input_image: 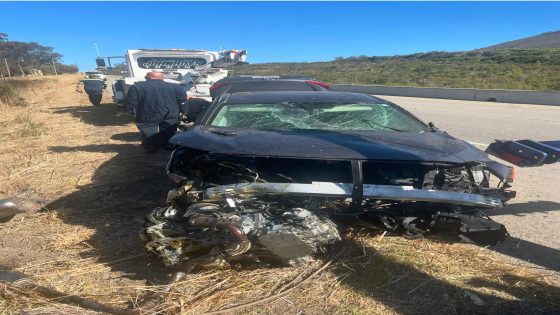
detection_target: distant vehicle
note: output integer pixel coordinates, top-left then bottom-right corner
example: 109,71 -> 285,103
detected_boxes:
78,72 -> 107,106
84,71 -> 105,80
111,49 -> 247,105
209,75 -> 330,100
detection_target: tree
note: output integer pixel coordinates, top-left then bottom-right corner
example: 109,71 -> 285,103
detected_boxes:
0,33 -> 76,76
106,63 -> 128,75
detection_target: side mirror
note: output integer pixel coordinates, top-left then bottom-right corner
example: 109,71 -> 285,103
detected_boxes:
428,122 -> 439,132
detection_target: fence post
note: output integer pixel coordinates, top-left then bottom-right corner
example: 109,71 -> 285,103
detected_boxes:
3,58 -> 11,77
52,59 -> 58,76
17,59 -> 24,77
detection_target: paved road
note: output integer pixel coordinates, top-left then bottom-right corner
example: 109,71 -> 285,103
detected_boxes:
382,95 -> 560,272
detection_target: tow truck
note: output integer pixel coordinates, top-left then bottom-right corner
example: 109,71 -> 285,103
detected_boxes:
111,49 -> 247,105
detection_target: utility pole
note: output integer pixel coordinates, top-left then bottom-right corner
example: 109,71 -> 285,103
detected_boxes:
52,59 -> 58,75
3,58 -> 11,77
94,42 -> 100,57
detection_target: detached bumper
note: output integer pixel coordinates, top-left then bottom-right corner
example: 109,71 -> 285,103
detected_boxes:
203,182 -> 503,208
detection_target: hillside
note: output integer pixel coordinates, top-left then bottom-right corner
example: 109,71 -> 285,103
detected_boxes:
481,30 -> 560,50
233,49 -> 560,90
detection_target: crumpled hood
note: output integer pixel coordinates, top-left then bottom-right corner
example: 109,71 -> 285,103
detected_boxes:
170,126 -> 492,163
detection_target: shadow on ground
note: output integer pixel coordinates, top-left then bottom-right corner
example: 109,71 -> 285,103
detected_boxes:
46,143 -> 174,284
51,104 -> 132,127
499,200 -> 560,216
43,103 -> 173,285
110,132 -> 140,142
45,143 -> 172,282
333,238 -> 560,315
487,200 -> 560,271
493,237 -> 560,272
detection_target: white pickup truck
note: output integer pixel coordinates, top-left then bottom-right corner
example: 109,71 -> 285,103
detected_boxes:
112,48 -> 247,104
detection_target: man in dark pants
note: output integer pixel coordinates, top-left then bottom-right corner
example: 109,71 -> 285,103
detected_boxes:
126,71 -> 187,152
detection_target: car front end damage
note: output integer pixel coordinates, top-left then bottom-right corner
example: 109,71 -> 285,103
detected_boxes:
142,144 -> 515,269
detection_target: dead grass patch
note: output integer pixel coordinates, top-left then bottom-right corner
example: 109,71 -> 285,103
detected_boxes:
13,114 -> 48,137
6,231 -> 558,314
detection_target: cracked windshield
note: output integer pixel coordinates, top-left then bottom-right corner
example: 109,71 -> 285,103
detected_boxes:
210,102 -> 427,132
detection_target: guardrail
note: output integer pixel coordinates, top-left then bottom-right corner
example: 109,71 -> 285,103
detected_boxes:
331,84 -> 560,106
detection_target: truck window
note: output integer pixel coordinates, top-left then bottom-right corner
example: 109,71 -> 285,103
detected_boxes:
137,57 -> 207,69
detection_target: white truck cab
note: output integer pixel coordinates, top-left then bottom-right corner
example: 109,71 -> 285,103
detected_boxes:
112,49 -> 247,104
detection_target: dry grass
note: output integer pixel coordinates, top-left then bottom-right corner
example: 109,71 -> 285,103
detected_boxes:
0,75 -> 559,314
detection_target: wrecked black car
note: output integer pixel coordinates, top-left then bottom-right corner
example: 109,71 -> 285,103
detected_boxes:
142,91 -> 516,269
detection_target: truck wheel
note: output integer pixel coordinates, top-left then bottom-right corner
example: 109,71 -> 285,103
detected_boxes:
88,94 -> 102,106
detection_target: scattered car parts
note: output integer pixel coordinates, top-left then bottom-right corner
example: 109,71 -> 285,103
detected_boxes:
486,139 -> 560,167
0,198 -> 26,223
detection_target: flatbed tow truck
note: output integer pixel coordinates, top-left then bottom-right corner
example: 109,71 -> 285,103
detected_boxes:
111,48 -> 247,104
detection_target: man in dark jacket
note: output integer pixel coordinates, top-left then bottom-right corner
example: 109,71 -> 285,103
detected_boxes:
126,71 -> 187,152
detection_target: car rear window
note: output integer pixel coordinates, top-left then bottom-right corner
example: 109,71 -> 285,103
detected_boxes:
228,81 -> 316,93
209,102 -> 427,132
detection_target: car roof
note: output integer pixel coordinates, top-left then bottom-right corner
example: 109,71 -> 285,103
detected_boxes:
217,75 -> 314,83
221,91 -> 385,104
225,80 -> 322,93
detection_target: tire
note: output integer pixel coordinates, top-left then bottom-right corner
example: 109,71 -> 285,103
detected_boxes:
88,93 -> 102,106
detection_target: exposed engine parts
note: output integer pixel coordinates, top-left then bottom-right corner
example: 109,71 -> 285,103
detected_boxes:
143,199 -> 341,268
142,160 -> 514,268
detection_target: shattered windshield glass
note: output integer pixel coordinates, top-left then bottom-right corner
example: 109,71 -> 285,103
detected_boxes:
209,102 -> 427,132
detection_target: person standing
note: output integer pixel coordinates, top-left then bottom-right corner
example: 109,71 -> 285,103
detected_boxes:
126,71 -> 187,152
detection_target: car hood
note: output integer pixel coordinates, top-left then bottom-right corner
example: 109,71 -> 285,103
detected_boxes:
170,126 -> 492,163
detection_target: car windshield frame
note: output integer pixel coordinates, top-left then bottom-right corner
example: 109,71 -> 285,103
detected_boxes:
206,101 -> 429,133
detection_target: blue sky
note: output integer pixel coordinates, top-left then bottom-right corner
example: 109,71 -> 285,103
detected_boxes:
1,1 -> 559,70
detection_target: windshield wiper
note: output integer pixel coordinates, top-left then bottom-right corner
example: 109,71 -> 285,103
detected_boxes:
209,130 -> 237,136
361,119 -> 407,132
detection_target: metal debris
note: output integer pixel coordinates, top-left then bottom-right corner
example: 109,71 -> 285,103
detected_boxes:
143,200 -> 341,267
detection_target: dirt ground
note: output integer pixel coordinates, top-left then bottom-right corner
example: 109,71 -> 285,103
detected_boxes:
0,75 -> 559,314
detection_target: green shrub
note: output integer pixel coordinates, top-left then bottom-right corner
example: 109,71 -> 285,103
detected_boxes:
233,48 -> 560,91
